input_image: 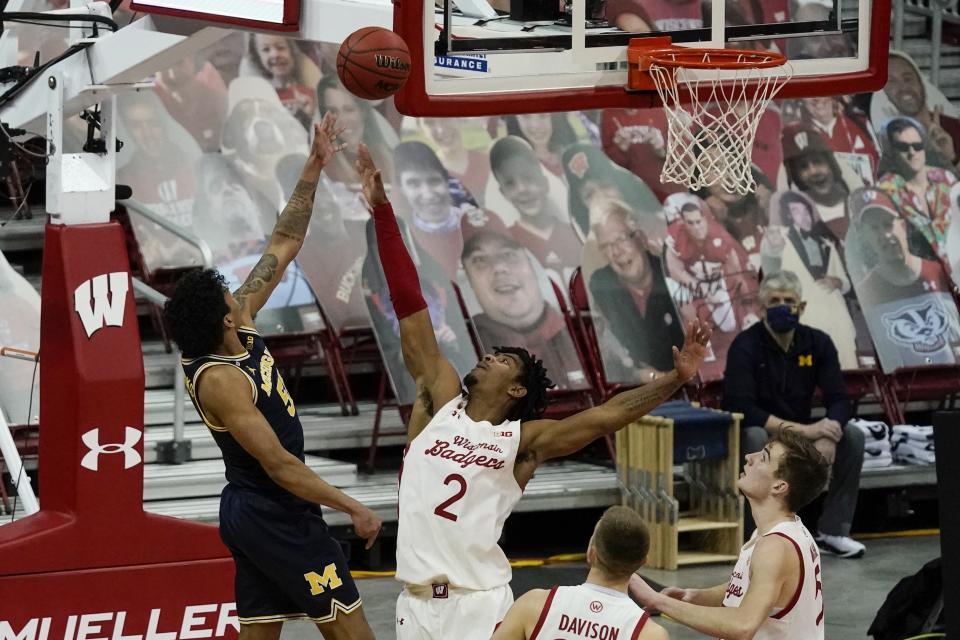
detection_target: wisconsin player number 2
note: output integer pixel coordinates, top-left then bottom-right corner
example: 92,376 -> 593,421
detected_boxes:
434,474 -> 467,521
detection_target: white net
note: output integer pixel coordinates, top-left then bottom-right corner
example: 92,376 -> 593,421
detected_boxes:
648,51 -> 792,195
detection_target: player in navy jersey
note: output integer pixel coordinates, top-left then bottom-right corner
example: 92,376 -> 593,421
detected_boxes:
163,112 -> 381,640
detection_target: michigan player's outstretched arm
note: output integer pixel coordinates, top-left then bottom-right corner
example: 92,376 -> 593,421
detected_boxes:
520,321 -> 711,464
629,535 -> 795,640
199,364 -> 383,548
357,145 -> 462,440
233,112 -> 346,325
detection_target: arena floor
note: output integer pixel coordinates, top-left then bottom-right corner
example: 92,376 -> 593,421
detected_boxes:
274,534 -> 939,638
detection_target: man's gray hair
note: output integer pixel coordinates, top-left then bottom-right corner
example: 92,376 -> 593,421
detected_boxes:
760,270 -> 803,301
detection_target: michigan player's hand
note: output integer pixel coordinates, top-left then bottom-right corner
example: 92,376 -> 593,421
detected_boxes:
310,112 -> 348,167
672,319 -> 712,382
352,505 -> 383,550
357,143 -> 388,207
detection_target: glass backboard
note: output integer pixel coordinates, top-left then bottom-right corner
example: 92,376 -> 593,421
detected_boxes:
394,0 -> 890,116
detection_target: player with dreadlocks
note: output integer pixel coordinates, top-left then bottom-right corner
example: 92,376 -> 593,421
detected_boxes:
356,145 -> 713,640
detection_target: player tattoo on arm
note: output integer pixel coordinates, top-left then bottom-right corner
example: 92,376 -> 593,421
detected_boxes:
621,379 -> 676,411
595,319 -> 710,427
605,371 -> 681,423
234,253 -> 279,312
273,179 -> 318,244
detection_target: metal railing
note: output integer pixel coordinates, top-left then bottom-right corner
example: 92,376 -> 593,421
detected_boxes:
0,346 -> 39,515
124,200 -> 213,464
123,198 -> 214,270
893,0 -> 960,85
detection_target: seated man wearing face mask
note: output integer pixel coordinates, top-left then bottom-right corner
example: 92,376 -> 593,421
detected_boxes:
723,270 -> 866,559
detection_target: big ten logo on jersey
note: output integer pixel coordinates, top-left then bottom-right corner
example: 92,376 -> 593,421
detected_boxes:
258,351 -> 296,416
303,565 -> 343,595
74,272 -> 129,338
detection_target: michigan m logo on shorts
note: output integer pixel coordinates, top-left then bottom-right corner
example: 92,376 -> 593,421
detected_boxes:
303,564 -> 343,595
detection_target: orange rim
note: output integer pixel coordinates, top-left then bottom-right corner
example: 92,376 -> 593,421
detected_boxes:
645,47 -> 787,70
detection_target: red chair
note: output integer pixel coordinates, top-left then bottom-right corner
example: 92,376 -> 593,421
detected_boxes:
567,267 -> 620,402
885,365 -> 960,426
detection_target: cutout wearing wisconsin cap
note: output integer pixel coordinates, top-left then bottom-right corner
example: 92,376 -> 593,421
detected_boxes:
849,187 -> 899,228
460,205 -> 512,249
781,120 -> 833,161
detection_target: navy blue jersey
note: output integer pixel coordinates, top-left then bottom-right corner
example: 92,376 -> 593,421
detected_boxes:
181,326 -> 306,502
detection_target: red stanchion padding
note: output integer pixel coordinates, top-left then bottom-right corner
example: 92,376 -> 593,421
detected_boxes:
0,559 -> 238,639
0,222 -> 235,633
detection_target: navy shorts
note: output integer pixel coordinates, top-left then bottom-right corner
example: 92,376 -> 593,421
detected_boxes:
219,485 -> 362,624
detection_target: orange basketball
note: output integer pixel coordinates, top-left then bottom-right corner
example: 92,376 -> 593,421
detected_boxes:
337,27 -> 412,101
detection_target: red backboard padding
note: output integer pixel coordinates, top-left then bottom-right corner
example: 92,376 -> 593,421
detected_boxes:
0,222 -> 234,633
128,0 -> 300,32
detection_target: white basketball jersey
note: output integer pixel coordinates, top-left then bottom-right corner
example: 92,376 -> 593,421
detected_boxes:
396,395 -> 523,590
531,584 -> 650,640
722,517 -> 824,640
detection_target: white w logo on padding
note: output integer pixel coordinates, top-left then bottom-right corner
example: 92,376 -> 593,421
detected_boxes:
80,427 -> 142,471
74,272 -> 128,338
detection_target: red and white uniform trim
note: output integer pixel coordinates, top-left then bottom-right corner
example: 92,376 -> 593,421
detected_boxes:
530,583 -> 650,640
722,516 -> 824,639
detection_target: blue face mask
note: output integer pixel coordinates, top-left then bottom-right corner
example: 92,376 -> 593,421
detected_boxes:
766,304 -> 799,334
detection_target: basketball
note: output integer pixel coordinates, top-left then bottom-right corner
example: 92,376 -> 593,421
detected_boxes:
337,27 -> 412,100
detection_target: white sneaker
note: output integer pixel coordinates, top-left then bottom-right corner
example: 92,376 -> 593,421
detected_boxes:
815,533 -> 866,558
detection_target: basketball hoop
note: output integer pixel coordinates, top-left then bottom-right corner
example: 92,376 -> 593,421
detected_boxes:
628,38 -> 792,195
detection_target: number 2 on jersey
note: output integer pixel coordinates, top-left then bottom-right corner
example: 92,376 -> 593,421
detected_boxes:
434,474 -> 467,521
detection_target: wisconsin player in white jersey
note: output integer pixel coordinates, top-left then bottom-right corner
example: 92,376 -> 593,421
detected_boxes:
629,429 -> 830,640
493,506 -> 668,640
356,147 -> 711,640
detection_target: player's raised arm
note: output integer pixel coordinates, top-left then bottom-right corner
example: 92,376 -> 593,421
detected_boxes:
233,112 -> 346,323
357,145 -> 462,438
521,320 -> 711,462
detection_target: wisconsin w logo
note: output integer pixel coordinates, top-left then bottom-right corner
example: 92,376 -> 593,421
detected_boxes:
74,272 -> 128,338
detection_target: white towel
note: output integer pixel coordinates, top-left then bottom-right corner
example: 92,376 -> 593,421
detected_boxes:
864,448 -> 892,461
891,439 -> 936,465
849,418 -> 890,444
865,440 -> 891,454
891,424 -> 934,444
